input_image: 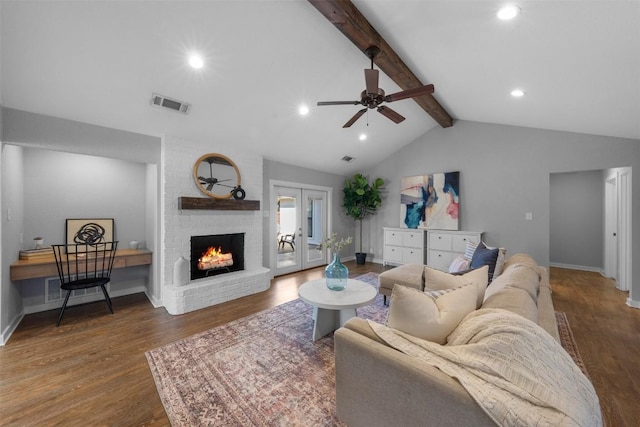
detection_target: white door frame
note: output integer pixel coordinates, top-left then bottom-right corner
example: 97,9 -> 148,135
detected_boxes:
617,168 -> 632,292
269,180 -> 332,275
604,167 -> 632,293
604,173 -> 618,279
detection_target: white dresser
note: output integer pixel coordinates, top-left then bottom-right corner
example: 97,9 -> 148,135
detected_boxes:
382,227 -> 426,266
427,230 -> 483,272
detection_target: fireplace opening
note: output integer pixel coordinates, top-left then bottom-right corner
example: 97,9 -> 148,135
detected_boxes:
190,233 -> 245,280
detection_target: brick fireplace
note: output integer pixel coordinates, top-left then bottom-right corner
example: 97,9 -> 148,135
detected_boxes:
162,136 -> 270,315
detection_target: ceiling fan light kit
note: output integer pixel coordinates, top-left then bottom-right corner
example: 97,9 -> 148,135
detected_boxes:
317,46 -> 435,128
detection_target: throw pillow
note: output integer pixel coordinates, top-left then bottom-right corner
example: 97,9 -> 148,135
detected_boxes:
386,284 -> 477,344
470,242 -> 500,281
464,240 -> 478,261
424,265 -> 489,309
493,247 -> 507,278
448,254 -> 471,273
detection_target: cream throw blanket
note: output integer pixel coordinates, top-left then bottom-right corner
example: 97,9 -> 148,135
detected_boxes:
369,309 -> 602,426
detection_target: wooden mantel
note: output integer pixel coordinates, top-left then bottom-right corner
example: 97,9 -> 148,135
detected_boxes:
10,248 -> 152,281
179,197 -> 260,211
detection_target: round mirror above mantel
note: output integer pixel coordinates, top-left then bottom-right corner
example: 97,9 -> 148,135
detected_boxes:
193,153 -> 240,199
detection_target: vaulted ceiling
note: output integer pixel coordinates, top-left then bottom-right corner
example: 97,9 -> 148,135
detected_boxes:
1,1 -> 639,175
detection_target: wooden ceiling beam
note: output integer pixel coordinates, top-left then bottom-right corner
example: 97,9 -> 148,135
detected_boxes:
307,0 -> 454,128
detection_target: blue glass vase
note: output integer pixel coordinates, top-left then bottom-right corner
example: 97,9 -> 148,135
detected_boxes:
325,253 -> 349,291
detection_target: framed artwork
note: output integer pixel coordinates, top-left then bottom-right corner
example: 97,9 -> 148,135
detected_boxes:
400,171 -> 459,230
66,218 -> 115,247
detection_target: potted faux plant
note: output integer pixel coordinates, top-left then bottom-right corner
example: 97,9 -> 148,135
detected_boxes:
343,173 -> 385,264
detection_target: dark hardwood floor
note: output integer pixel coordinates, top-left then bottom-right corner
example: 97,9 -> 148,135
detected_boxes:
0,263 -> 637,426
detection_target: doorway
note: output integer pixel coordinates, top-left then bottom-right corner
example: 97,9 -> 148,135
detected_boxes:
271,182 -> 331,276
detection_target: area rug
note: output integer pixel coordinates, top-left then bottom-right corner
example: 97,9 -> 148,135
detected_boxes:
146,273 -> 586,426
555,311 -> 589,378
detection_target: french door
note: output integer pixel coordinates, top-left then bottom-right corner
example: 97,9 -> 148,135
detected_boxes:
273,184 -> 329,276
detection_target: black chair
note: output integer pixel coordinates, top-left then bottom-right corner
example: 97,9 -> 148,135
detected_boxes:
279,233 -> 296,251
52,241 -> 118,327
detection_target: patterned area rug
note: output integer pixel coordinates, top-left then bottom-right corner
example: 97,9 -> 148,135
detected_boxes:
146,273 -> 586,426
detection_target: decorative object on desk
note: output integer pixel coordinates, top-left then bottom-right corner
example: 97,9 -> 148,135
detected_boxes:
173,256 -> 189,287
129,240 -> 139,250
34,237 -> 44,249
343,173 -> 385,264
400,171 -> 459,230
193,153 -> 241,200
66,218 -> 115,250
318,233 -> 352,291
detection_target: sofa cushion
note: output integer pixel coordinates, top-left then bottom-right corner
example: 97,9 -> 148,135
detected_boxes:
386,283 -> 477,344
481,287 -> 538,323
425,265 -> 488,309
470,242 -> 500,280
503,253 -> 539,270
378,264 -> 425,296
484,263 -> 541,303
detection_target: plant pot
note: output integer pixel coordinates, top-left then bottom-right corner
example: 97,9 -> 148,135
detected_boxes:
355,252 -> 367,265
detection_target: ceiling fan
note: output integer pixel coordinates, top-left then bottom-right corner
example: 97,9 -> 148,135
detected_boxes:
317,46 -> 435,128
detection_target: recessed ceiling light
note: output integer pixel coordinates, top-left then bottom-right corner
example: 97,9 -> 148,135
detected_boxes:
511,89 -> 525,97
497,5 -> 520,20
188,54 -> 204,69
359,133 -> 367,141
298,105 -> 309,116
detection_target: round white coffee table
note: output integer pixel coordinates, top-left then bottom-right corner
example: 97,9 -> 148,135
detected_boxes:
298,278 -> 377,341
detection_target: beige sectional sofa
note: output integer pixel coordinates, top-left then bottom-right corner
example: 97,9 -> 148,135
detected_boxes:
334,254 -> 560,427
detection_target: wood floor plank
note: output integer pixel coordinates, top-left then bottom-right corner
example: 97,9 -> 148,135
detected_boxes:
1,263 -> 638,426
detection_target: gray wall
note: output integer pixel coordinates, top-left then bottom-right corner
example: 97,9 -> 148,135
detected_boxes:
550,170 -> 604,269
364,120 -> 639,303
262,159 -> 352,270
23,148 -> 148,246
1,144 -> 25,343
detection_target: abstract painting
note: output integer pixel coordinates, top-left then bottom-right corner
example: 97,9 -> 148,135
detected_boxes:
400,172 -> 459,229
66,218 -> 115,247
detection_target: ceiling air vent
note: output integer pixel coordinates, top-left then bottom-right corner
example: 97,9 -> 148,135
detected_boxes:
341,155 -> 355,163
150,93 -> 191,114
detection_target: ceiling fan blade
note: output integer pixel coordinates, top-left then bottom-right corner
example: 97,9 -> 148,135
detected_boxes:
343,108 -> 367,128
365,68 -> 379,95
384,84 -> 435,102
317,100 -> 360,106
377,106 -> 405,124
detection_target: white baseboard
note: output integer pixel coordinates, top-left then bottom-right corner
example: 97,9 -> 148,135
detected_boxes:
144,290 -> 163,308
626,298 -> 640,309
1,312 -> 25,346
23,286 -> 148,314
549,262 -> 604,274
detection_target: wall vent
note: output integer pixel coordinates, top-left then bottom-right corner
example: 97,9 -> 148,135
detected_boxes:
150,93 -> 191,114
341,155 -> 355,163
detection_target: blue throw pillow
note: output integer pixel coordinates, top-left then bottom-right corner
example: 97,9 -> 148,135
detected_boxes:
470,242 -> 499,282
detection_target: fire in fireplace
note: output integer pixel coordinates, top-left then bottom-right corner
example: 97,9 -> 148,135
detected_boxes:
190,233 -> 245,280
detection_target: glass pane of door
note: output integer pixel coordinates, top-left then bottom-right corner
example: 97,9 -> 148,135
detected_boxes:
275,187 -> 302,275
303,189 -> 327,269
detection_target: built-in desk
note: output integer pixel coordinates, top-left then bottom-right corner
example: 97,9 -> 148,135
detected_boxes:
10,248 -> 152,281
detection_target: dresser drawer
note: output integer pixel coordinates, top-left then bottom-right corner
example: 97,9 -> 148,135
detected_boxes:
383,245 -> 403,263
384,230 -> 403,246
428,250 -> 452,272
402,231 -> 423,248
452,234 -> 480,253
402,247 -> 424,264
429,232 -> 452,251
